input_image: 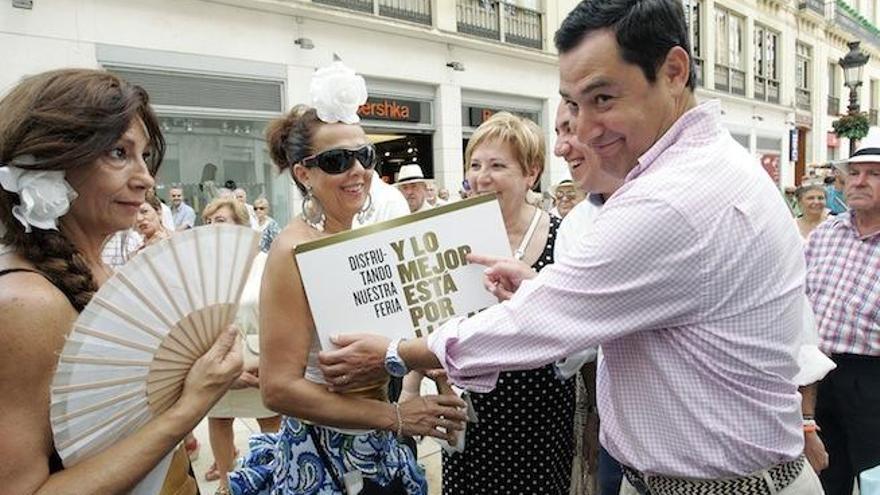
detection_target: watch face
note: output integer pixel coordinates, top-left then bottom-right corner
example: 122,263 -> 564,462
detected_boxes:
385,358 -> 407,378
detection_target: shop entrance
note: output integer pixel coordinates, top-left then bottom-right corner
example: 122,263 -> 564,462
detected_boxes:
366,131 -> 434,184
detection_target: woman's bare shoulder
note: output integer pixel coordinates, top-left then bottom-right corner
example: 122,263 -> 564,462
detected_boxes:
0,262 -> 77,355
275,218 -> 322,249
266,219 -> 324,267
0,260 -> 75,492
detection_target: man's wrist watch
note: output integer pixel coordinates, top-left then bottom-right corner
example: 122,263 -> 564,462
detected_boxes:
384,338 -> 409,378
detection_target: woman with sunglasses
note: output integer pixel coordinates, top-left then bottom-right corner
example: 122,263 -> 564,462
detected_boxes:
229,94 -> 466,493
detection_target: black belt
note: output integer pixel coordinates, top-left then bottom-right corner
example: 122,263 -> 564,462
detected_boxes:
621,457 -> 805,495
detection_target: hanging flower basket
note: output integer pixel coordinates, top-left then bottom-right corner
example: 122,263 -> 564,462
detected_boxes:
832,112 -> 870,141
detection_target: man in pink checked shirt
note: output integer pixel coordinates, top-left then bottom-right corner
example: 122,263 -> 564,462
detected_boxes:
805,130 -> 880,495
319,1 -> 820,494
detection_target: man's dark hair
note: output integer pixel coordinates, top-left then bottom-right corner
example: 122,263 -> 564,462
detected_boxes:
554,0 -> 696,91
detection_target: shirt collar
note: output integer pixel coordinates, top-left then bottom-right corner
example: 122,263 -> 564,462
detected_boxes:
625,100 -> 724,183
834,211 -> 880,241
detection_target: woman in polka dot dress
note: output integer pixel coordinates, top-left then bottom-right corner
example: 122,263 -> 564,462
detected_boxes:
443,112 -> 575,495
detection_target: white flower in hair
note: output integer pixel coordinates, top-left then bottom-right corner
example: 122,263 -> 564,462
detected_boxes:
0,157 -> 78,233
310,61 -> 368,125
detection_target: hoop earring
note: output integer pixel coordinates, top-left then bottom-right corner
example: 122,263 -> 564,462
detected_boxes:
302,186 -> 325,231
356,193 -> 374,225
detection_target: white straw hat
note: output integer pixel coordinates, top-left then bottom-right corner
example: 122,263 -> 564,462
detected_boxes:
395,164 -> 428,185
837,126 -> 880,171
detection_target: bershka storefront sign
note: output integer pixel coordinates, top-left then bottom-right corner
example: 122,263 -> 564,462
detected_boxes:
358,97 -> 422,123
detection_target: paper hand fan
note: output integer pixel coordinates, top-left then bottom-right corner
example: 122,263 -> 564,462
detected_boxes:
50,224 -> 260,467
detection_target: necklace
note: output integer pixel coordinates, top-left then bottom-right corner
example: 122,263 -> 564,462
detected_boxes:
513,207 -> 542,261
304,214 -> 325,232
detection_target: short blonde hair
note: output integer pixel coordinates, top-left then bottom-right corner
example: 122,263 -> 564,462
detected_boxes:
465,112 -> 545,179
202,197 -> 250,226
253,197 -> 270,209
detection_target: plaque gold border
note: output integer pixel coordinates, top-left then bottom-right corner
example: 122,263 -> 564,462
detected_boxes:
293,193 -> 499,254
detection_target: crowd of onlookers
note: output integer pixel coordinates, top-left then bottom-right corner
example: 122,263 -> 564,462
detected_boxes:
101,185 -> 282,269
100,165 -> 646,277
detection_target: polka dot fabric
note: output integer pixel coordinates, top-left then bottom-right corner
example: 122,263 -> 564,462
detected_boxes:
442,216 -> 575,495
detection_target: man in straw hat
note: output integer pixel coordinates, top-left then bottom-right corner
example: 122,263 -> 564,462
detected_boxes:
549,179 -> 585,219
804,127 -> 880,494
395,164 -> 432,213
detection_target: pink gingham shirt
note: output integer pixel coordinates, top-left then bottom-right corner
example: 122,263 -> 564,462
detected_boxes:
805,212 -> 880,356
428,101 -> 805,478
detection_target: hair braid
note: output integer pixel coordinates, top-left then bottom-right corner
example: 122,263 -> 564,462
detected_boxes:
8,223 -> 97,312
1,189 -> 97,313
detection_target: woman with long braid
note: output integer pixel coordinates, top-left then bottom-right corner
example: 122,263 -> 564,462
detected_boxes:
0,68 -> 242,495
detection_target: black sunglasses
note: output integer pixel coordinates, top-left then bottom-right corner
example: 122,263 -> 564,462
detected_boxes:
302,144 -> 378,175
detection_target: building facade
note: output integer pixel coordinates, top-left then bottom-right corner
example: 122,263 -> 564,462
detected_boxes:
4,0 -> 880,223
685,0 -> 880,187
2,0 -> 583,223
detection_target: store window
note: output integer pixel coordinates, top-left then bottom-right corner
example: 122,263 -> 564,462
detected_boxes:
827,145 -> 838,162
101,53 -> 289,227
757,136 -> 782,184
730,132 -> 750,150
154,117 -> 289,226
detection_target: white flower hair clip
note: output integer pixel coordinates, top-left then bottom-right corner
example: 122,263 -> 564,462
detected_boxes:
0,156 -> 78,233
310,60 -> 368,125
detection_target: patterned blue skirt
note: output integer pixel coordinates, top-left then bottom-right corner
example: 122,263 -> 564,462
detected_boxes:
229,417 -> 427,495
